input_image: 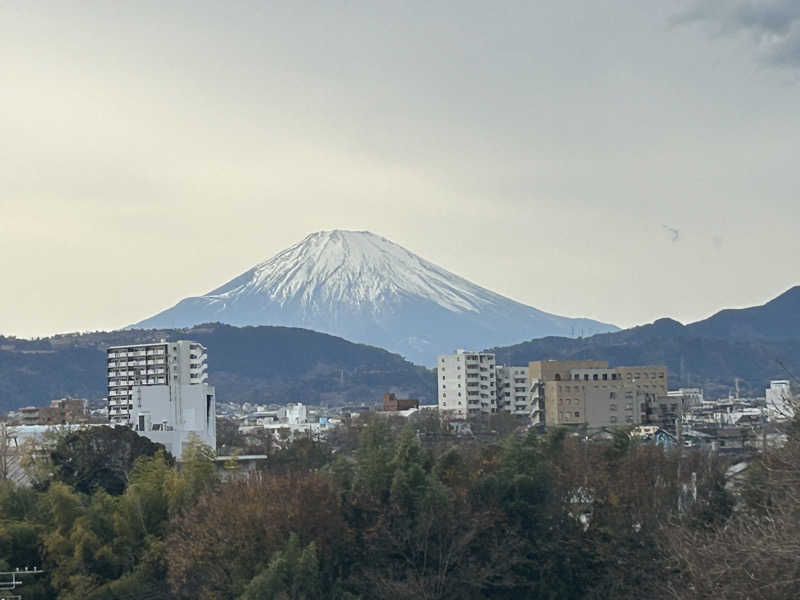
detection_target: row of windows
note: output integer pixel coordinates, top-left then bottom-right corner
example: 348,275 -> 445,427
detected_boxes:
552,371 -> 665,382
559,411 -> 581,420
570,373 -> 619,381
440,355 -> 495,363
557,385 -> 637,397
610,416 -> 635,424
441,390 -> 496,398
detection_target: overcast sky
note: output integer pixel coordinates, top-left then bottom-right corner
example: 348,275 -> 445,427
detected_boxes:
2,0 -> 798,338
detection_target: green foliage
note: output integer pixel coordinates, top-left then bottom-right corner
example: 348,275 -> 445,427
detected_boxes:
217,417 -> 246,453
352,417 -> 396,502
164,437 -> 217,515
0,418 -> 745,600
240,533 -> 322,600
269,438 -> 332,474
0,324 -> 435,412
605,427 -> 636,461
50,426 -> 171,495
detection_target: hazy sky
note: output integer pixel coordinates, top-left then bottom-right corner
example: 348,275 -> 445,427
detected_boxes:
2,0 -> 799,338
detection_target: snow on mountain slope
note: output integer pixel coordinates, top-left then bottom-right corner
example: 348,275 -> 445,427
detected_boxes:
131,230 -> 618,364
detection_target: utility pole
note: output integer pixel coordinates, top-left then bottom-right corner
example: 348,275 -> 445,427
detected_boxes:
0,423 -> 19,482
676,398 -> 683,513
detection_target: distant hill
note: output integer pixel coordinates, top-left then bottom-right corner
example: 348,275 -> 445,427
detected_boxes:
0,324 -> 435,413
687,286 -> 800,341
491,287 -> 800,398
3,287 -> 798,411
132,230 -> 618,364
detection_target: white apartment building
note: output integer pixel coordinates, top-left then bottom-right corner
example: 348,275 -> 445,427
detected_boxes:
107,340 -> 216,459
496,365 -> 533,417
438,350 -> 497,418
766,380 -> 794,421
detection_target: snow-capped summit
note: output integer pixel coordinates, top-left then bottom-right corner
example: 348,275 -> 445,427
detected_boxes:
132,230 -> 618,364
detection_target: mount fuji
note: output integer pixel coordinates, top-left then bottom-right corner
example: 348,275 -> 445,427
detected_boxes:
131,230 -> 618,364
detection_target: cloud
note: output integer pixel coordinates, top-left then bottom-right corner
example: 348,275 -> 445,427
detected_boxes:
671,0 -> 800,67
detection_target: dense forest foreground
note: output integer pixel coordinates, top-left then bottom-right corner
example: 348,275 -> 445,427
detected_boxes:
2,415 -> 799,599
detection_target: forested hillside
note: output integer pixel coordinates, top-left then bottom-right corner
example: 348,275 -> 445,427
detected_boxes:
0,324 -> 435,412
492,319 -> 800,398
491,287 -> 800,397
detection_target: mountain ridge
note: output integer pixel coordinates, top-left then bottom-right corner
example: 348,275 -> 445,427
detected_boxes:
132,230 -> 619,364
2,286 -> 798,410
491,285 -> 800,397
0,323 -> 434,413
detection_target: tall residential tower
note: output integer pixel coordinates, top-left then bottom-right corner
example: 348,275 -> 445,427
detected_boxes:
437,350 -> 497,419
106,340 -> 215,458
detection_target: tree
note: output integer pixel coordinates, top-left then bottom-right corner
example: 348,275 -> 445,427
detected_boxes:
50,426 -> 171,495
268,438 -> 333,475
165,436 -> 217,515
216,417 -> 246,454
167,472 -> 352,600
665,435 -> 800,599
239,533 -> 322,600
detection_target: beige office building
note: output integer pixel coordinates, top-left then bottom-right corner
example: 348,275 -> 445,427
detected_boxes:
529,360 -> 667,428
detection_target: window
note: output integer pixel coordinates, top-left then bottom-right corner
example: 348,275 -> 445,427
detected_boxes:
612,374 -> 618,380
626,416 -> 633,423
574,412 -> 580,418
610,416 -> 617,423
610,391 -> 617,399
593,374 -> 599,380
602,373 -> 608,380
610,403 -> 617,411
555,373 -> 561,381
